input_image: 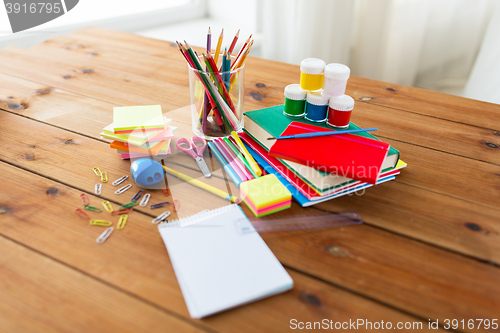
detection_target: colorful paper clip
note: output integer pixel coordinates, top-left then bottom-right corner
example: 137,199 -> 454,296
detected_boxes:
95,183 -> 102,195
101,171 -> 108,183
115,184 -> 132,194
93,166 -> 102,176
102,200 -> 113,213
112,175 -> 128,186
162,188 -> 170,196
117,214 -> 128,230
84,205 -> 103,213
139,193 -> 151,207
131,189 -> 144,202
111,208 -> 133,215
173,200 -> 180,212
80,193 -> 90,205
90,219 -> 112,226
152,211 -> 171,224
75,208 -> 90,219
96,227 -> 113,244
150,201 -> 170,209
118,201 -> 138,209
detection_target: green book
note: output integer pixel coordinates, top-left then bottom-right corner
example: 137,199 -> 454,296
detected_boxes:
243,105 -> 400,192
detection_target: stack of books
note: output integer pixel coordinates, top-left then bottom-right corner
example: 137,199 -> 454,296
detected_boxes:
239,105 -> 406,207
101,105 -> 176,159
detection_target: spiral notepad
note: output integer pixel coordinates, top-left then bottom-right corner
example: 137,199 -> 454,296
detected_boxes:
158,205 -> 293,318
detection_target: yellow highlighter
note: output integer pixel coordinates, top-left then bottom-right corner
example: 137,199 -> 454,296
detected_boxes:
231,131 -> 262,176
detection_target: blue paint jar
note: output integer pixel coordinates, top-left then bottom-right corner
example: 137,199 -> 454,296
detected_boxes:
304,92 -> 329,123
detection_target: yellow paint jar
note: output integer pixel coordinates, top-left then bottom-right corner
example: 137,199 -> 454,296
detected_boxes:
300,58 -> 326,91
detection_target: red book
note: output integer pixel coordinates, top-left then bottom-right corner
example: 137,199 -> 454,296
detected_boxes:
268,122 -> 390,184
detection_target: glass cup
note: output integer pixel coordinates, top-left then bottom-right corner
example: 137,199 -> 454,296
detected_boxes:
187,54 -> 245,140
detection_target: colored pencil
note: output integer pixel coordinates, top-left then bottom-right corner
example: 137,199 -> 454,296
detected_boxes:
162,165 -> 240,203
213,139 -> 249,182
268,128 -> 378,140
213,28 -> 224,65
233,34 -> 251,67
205,52 -> 236,114
207,142 -> 242,187
228,29 -> 240,54
207,27 -> 211,53
230,131 -> 262,176
216,138 -> 254,180
225,137 -> 258,178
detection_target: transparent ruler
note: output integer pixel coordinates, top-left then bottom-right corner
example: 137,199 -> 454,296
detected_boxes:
238,211 -> 363,234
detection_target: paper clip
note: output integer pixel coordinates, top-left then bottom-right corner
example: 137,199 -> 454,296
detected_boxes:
80,193 -> 90,205
173,200 -> 180,212
101,171 -> 108,183
96,227 -> 113,244
95,183 -> 102,195
115,184 -> 132,194
111,208 -> 133,215
150,201 -> 170,209
102,200 -> 113,213
152,211 -> 171,224
75,208 -> 90,219
93,166 -> 102,176
118,201 -> 138,209
162,188 -> 170,196
117,214 -> 128,230
131,189 -> 144,202
84,205 -> 103,213
112,175 -> 128,186
90,219 -> 112,226
139,193 -> 151,207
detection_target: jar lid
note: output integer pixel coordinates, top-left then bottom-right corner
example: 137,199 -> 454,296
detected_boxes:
329,95 -> 354,111
306,92 -> 329,106
300,58 -> 326,75
324,63 -> 350,80
284,84 -> 306,100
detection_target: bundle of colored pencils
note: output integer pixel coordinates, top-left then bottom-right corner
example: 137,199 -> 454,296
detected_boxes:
176,28 -> 254,136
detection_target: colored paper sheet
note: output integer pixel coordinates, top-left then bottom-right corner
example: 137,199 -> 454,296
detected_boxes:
113,105 -> 165,134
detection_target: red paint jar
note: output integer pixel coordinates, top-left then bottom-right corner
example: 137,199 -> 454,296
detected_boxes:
326,95 -> 354,128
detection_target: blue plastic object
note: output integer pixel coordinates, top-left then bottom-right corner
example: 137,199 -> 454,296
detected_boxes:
130,159 -> 165,187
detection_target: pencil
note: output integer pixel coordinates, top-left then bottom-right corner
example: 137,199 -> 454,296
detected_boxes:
233,34 -> 251,67
207,142 -> 242,187
228,29 -> 240,54
213,28 -> 223,65
225,137 -> 258,178
162,165 -> 240,203
207,27 -> 211,53
268,128 -> 378,140
216,138 -> 253,180
230,131 -> 262,176
213,139 -> 249,182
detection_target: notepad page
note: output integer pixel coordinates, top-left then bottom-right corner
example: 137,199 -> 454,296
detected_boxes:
158,205 -> 293,318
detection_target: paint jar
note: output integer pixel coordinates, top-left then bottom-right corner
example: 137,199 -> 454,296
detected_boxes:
304,92 -> 329,123
283,84 -> 306,118
327,95 -> 355,128
323,63 -> 350,98
300,58 -> 326,91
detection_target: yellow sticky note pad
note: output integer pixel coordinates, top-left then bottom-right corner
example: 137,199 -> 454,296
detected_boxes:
113,105 -> 164,134
240,174 -> 291,217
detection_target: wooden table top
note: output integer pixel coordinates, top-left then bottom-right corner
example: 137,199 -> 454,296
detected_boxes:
0,27 -> 499,332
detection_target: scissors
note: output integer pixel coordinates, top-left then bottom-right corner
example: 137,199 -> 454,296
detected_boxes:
176,136 -> 212,178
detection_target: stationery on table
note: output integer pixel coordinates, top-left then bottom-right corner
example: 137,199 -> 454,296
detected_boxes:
157,204 -> 293,318
176,136 -> 211,178
240,174 -> 291,217
243,105 -> 400,192
103,105 -> 175,160
113,105 -> 165,133
268,121 -> 390,184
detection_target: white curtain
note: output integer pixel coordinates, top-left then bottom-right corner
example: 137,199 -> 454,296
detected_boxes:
259,0 -> 496,100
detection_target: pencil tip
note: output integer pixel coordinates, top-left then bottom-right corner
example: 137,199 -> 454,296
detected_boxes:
236,29 -> 240,37
267,137 -> 276,140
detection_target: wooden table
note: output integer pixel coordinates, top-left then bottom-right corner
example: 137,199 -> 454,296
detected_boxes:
0,27 -> 499,332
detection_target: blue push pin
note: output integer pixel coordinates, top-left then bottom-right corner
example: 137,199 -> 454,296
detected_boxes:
130,158 -> 165,188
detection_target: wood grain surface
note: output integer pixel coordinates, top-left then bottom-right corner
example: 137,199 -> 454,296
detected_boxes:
0,27 -> 499,332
